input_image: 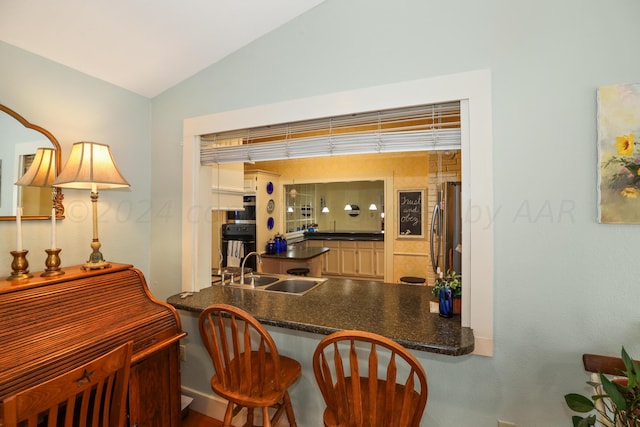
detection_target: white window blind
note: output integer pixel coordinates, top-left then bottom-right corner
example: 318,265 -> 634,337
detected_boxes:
200,101 -> 460,164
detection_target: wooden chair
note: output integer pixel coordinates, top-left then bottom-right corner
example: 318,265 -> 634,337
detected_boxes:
312,330 -> 428,427
198,304 -> 301,427
3,341 -> 133,427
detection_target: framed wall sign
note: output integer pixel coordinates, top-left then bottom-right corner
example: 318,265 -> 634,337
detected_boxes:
397,189 -> 425,238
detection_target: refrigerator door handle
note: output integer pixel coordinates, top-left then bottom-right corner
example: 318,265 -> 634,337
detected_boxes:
430,203 -> 441,273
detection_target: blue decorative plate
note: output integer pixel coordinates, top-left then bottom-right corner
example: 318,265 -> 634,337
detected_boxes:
266,181 -> 274,194
267,217 -> 275,230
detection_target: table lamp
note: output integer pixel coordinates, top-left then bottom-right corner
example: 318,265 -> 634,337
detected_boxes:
15,147 -> 64,277
53,142 -> 130,270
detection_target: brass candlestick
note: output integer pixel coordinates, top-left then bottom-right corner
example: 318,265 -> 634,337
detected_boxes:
42,248 -> 64,277
8,250 -> 33,281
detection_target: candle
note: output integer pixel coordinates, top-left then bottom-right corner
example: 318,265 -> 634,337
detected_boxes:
51,206 -> 56,249
16,206 -> 22,251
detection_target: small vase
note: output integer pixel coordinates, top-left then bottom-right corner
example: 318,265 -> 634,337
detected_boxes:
439,286 -> 453,318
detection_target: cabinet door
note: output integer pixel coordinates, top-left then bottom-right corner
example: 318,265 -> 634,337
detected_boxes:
323,241 -> 341,275
340,241 -> 358,275
357,242 -> 376,277
374,241 -> 385,277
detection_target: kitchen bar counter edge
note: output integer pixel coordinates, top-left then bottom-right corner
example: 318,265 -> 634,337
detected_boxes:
167,278 -> 474,356
261,246 -> 329,260
302,231 -> 384,241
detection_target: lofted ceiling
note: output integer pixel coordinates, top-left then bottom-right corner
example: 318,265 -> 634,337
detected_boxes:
0,0 -> 325,98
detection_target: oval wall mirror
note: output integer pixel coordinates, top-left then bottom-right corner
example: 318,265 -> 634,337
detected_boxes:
0,104 -> 64,221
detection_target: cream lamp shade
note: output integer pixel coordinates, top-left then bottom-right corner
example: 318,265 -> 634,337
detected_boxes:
52,142 -> 129,270
53,142 -> 129,190
15,148 -> 56,187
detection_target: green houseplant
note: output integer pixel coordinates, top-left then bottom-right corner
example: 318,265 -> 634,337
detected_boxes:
432,270 -> 462,314
432,270 -> 462,298
565,347 -> 640,427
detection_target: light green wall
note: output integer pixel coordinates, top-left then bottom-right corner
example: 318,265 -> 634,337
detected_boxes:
152,0 -> 640,425
0,41 -> 152,279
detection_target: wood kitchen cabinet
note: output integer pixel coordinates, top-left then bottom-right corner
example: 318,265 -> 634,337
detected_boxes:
308,239 -> 340,274
356,241 -> 376,277
324,241 -> 341,274
339,241 -> 358,275
307,239 -> 383,279
374,241 -> 385,277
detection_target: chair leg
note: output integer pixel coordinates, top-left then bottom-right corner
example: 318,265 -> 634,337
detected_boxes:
262,406 -> 271,427
245,407 -> 254,427
223,402 -> 235,427
283,391 -> 297,427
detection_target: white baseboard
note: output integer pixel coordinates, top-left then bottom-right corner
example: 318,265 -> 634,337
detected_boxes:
180,386 -> 245,423
180,386 -> 287,426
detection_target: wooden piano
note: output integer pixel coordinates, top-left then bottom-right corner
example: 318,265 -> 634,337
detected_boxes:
0,263 -> 186,427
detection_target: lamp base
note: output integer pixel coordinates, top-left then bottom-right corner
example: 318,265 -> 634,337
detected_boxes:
81,260 -> 112,271
82,237 -> 111,270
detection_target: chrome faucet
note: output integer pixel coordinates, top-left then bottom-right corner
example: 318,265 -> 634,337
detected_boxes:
240,252 -> 262,286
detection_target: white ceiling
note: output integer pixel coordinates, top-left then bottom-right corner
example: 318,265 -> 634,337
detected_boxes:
0,0 -> 325,98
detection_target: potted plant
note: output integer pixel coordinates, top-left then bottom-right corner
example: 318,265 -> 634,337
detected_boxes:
432,270 -> 462,314
565,347 -> 640,426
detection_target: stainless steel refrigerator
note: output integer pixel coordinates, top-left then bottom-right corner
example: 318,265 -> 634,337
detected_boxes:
430,181 -> 462,276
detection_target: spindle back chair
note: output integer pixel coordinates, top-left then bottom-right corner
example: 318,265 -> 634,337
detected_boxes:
198,304 -> 301,427
3,341 -> 133,427
313,330 -> 428,427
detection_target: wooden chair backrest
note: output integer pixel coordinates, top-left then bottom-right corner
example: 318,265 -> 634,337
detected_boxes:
198,304 -> 283,397
3,341 -> 133,427
313,330 -> 428,427
582,353 -> 639,376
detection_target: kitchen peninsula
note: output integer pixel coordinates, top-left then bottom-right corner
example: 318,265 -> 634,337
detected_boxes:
260,245 -> 329,276
167,277 -> 474,356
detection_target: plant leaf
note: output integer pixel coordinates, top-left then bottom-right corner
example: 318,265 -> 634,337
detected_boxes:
600,374 -> 627,411
565,393 -> 595,412
621,346 -> 640,388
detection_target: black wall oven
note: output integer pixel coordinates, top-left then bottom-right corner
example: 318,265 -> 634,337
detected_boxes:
226,195 -> 256,224
221,223 -> 257,271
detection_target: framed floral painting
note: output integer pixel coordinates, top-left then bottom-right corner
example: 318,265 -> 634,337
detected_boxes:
598,82 -> 640,223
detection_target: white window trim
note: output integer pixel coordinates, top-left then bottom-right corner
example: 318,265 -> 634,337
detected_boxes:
182,69 -> 493,356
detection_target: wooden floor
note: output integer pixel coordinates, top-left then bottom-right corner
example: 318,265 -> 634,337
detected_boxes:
182,410 -> 223,427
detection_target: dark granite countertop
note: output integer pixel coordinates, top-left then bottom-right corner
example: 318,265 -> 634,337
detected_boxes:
303,231 -> 384,241
167,278 -> 474,356
261,246 -> 329,260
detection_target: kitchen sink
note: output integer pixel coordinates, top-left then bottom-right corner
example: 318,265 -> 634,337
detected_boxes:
248,275 -> 281,287
213,274 -> 327,295
263,279 -> 326,295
